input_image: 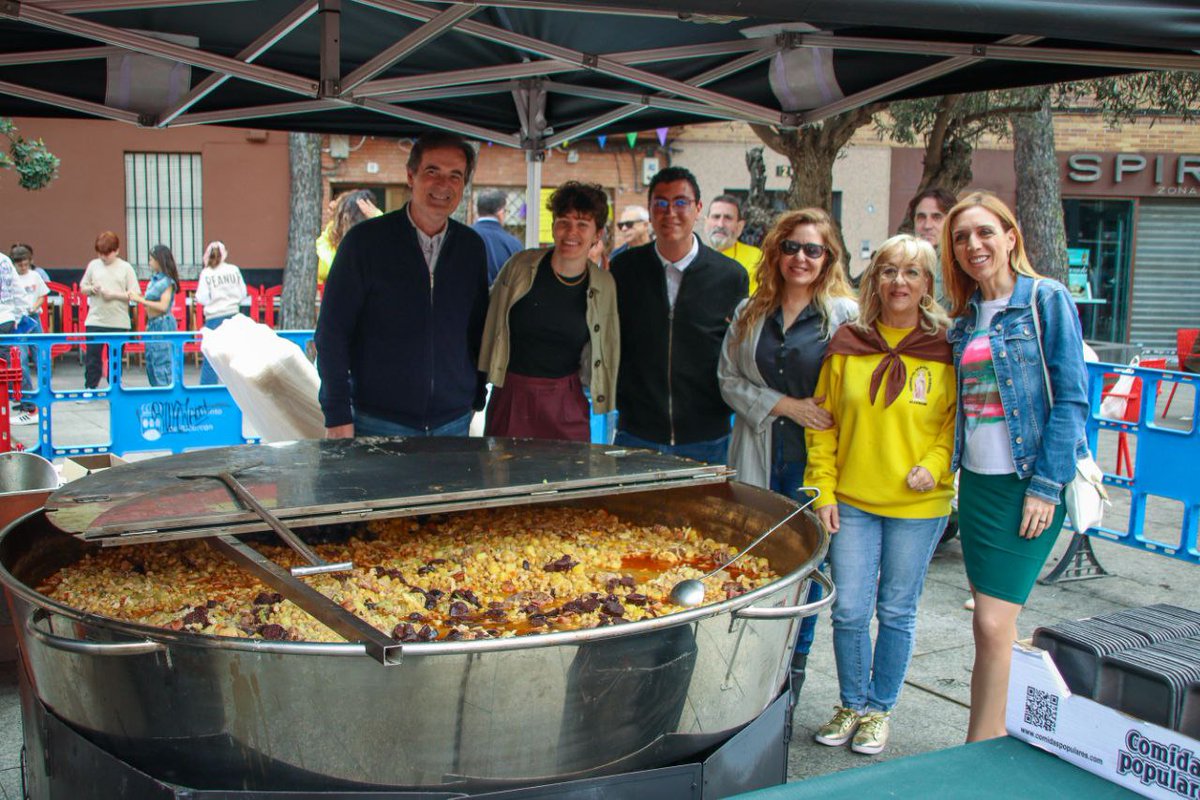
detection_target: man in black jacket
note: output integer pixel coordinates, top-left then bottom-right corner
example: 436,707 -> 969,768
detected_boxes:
609,166 -> 748,463
316,132 -> 488,438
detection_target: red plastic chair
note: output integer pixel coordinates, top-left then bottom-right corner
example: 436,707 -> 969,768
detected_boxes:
1103,357 -> 1167,477
1162,328 -> 1199,419
245,285 -> 264,324
179,280 -> 203,363
263,285 -> 283,328
124,280 -> 150,362
44,281 -> 77,361
0,349 -> 24,453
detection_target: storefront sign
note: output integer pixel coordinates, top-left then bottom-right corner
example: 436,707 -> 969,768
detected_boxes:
1064,152 -> 1200,196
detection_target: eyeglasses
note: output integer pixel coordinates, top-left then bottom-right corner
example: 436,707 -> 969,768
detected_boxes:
779,240 -> 827,259
651,197 -> 696,212
879,265 -> 925,283
616,220 -> 642,230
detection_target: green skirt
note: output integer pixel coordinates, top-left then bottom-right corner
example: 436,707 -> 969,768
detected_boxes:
958,468 -> 1067,605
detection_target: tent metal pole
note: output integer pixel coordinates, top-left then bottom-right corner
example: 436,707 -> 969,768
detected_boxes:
525,152 -> 543,249
544,45 -> 775,148
340,4 -> 479,94
797,34 -> 1042,124
356,61 -> 572,98
795,32 -> 1200,73
0,46 -> 121,65
34,0 -> 246,10
352,39 -> 762,99
4,2 -> 319,96
172,99 -> 341,126
157,0 -> 317,126
319,0 -> 341,96
0,79 -> 142,124
358,0 -> 788,124
355,97 -> 521,147
543,81 -> 774,123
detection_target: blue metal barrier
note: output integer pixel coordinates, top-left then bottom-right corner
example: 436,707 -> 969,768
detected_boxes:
4,331 -> 621,458
2,331 -> 312,459
1083,360 -> 1199,564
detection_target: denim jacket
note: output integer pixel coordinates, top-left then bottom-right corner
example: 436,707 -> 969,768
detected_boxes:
947,274 -> 1088,503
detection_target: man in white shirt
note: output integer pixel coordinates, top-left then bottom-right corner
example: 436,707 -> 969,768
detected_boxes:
608,167 -> 748,463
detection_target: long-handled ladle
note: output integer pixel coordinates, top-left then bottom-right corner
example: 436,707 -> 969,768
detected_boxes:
668,493 -> 817,607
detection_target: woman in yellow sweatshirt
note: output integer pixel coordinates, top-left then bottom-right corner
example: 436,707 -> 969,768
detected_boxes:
804,234 -> 956,756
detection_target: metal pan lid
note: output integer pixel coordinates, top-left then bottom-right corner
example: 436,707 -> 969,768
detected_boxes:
46,437 -> 731,546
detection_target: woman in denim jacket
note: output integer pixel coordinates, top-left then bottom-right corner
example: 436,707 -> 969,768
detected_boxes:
942,192 -> 1088,742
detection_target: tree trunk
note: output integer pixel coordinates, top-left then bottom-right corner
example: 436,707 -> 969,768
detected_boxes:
281,132 -> 322,330
751,105 -> 878,214
742,146 -> 770,247
1012,100 -> 1068,285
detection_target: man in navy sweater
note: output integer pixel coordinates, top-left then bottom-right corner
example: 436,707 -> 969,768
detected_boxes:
316,132 -> 489,438
472,189 -> 522,285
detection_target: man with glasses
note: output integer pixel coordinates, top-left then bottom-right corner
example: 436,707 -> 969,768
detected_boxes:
705,194 -> 763,294
609,166 -> 748,463
611,206 -> 651,258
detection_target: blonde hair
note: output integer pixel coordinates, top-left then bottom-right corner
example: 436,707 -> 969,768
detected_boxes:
732,208 -> 856,345
856,234 -> 950,335
940,191 -> 1041,317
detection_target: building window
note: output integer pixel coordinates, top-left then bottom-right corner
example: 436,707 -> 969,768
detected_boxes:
124,153 -> 203,278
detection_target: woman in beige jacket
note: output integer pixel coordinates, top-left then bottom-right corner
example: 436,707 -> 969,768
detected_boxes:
478,182 -> 619,441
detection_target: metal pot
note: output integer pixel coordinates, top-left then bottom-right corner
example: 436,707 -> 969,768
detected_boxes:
0,443 -> 830,791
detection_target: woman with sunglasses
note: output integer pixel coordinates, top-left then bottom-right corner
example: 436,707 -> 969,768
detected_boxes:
718,207 -> 857,697
479,181 -> 618,441
804,234 -> 956,755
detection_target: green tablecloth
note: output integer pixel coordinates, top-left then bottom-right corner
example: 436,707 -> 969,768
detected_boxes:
732,737 -> 1139,799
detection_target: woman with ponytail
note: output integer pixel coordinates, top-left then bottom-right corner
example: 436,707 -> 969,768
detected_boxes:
195,240 -> 247,384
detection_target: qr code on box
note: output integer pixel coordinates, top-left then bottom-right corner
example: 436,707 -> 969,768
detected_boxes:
1024,686 -> 1059,732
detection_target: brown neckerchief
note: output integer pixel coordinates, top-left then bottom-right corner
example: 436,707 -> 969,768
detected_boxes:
823,322 -> 954,407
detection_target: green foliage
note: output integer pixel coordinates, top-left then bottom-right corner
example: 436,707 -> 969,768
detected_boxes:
0,118 -> 60,191
876,87 -> 1047,148
1059,72 -> 1200,126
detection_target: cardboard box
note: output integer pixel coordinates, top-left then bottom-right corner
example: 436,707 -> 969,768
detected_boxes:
1007,641 -> 1200,800
61,454 -> 127,483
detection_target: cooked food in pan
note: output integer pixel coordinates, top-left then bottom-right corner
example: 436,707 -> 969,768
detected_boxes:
38,506 -> 778,642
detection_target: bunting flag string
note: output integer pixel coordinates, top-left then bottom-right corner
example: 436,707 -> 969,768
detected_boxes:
597,135 -> 607,149
626,131 -> 638,148
656,127 -> 669,146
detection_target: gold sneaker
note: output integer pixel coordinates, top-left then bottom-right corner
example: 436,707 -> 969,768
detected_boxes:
814,706 -> 860,746
851,710 -> 891,755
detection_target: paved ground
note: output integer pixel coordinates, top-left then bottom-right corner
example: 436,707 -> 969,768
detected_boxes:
0,357 -> 1194,796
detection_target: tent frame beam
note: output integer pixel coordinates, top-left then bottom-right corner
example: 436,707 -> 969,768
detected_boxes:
156,0 -> 317,126
2,1 -> 319,96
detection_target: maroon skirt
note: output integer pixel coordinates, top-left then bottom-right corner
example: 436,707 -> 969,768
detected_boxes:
484,372 -> 591,441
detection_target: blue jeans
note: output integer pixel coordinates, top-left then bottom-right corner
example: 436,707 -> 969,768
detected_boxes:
355,410 -> 472,437
145,314 -> 176,387
15,315 -> 41,408
613,430 -> 730,465
199,315 -> 234,385
828,502 -> 946,712
770,447 -> 821,656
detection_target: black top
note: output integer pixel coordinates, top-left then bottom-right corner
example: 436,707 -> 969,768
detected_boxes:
754,303 -> 831,467
314,205 -> 489,429
507,254 -> 590,378
609,238 -> 748,446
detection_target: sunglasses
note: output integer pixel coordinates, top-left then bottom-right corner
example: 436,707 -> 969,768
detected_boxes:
780,240 -> 827,259
616,220 -> 642,230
